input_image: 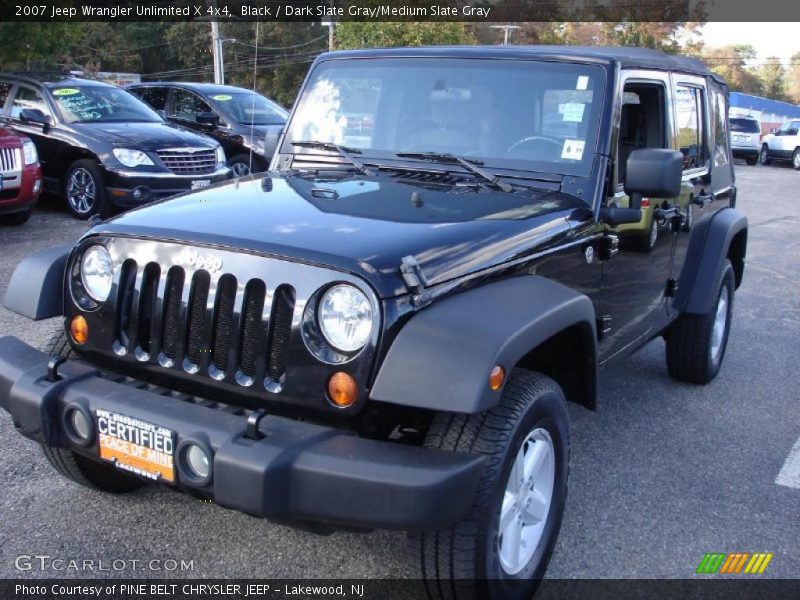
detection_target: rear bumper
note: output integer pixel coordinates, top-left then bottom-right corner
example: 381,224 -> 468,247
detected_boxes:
731,147 -> 759,159
0,335 -> 482,530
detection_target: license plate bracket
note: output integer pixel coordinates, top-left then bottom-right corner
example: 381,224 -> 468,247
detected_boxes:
191,179 -> 211,190
97,409 -> 175,483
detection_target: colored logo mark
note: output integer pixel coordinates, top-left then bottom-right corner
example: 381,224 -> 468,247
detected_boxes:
696,552 -> 773,574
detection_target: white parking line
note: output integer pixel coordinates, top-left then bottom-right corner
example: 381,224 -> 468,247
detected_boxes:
775,437 -> 800,489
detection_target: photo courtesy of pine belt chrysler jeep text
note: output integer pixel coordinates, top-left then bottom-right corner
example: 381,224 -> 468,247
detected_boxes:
0,47 -> 746,599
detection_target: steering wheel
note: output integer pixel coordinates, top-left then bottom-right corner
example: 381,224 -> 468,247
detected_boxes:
505,135 -> 562,156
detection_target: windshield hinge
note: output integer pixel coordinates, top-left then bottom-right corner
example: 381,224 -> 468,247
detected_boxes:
400,255 -> 432,308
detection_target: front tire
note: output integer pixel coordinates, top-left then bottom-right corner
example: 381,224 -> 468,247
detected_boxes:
229,154 -> 266,177
408,371 -> 570,600
665,260 -> 735,384
792,148 -> 800,170
64,159 -> 109,219
745,156 -> 758,166
759,145 -> 772,166
40,328 -> 144,493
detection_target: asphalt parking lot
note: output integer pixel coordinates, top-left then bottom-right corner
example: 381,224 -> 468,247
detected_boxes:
0,164 -> 797,580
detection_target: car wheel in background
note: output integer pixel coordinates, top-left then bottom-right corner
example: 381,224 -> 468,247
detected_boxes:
229,154 -> 264,177
64,159 -> 109,220
758,145 -> 772,166
792,149 -> 800,170
745,156 -> 758,166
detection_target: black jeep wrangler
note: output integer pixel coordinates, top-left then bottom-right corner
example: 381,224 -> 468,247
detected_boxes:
0,47 -> 746,597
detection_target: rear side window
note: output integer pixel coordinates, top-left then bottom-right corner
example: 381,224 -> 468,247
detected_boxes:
675,85 -> 706,171
711,88 -> 730,168
132,87 -> 168,111
0,82 -> 12,110
729,118 -> 760,133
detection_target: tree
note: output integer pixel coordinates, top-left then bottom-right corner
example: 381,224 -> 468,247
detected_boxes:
758,58 -> 789,102
787,52 -> 800,105
335,22 -> 474,50
703,45 -> 763,96
0,23 -> 83,70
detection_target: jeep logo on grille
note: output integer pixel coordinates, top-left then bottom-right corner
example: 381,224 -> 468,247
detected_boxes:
176,248 -> 223,273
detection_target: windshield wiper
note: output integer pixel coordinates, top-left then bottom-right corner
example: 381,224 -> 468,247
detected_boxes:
396,152 -> 513,193
292,141 -> 373,176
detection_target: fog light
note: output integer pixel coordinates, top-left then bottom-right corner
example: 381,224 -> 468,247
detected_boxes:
70,315 -> 88,345
327,372 -> 357,408
489,365 -> 505,391
132,186 -> 149,201
185,444 -> 210,479
68,409 -> 91,441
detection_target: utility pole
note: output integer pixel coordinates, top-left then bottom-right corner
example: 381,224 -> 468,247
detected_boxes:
322,20 -> 335,51
491,24 -> 520,46
211,20 -> 224,84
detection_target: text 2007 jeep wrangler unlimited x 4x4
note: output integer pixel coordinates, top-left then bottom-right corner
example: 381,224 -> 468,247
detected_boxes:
0,47 -> 746,597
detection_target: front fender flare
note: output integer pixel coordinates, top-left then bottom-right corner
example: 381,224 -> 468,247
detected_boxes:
370,276 -> 597,414
3,244 -> 71,320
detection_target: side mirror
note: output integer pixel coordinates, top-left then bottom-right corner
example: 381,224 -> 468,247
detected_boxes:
19,108 -> 50,126
263,125 -> 282,157
625,148 -> 683,199
157,109 -> 166,120
196,111 -> 218,128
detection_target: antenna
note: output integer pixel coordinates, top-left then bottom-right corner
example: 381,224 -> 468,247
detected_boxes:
249,21 -> 260,175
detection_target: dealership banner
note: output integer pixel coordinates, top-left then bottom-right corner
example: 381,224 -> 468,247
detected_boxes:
4,580 -> 800,599
2,0 -> 800,22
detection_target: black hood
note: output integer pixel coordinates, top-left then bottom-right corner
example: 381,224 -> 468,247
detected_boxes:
73,122 -> 218,151
92,171 -> 588,298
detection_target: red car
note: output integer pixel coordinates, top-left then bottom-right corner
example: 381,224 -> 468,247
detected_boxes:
0,127 -> 42,225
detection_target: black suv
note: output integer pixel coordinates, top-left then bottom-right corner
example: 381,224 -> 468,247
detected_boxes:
0,74 -> 230,219
0,47 -> 746,598
128,82 -> 288,176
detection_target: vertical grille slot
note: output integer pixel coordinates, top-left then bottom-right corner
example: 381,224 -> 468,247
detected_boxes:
161,267 -> 185,360
137,263 -> 160,354
211,274 -> 237,371
267,285 -> 296,380
115,259 -> 138,350
185,270 -> 211,365
237,279 -> 266,378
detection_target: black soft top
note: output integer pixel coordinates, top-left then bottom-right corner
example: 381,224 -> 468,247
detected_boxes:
320,45 -> 725,85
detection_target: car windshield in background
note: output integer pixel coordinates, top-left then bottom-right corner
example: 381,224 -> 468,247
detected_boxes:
282,58 -> 606,177
730,118 -> 761,133
51,86 -> 162,123
210,92 -> 288,125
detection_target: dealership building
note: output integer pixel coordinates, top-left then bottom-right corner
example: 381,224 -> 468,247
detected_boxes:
730,92 -> 800,133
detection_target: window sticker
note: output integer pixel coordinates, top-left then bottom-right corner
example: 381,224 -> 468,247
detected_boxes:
561,139 -> 585,161
53,88 -> 79,96
576,76 -> 589,90
561,103 -> 585,122
212,94 -> 232,101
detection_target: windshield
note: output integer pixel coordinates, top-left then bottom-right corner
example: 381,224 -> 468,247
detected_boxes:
730,118 -> 760,133
51,86 -> 162,123
210,92 -> 288,125
282,58 -> 606,177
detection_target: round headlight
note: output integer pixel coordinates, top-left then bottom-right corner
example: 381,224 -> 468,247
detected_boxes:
318,284 -> 373,353
80,245 -> 113,302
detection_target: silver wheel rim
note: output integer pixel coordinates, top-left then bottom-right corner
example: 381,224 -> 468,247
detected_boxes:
497,427 -> 555,575
649,219 -> 658,248
710,287 -> 729,360
760,148 -> 768,164
66,168 -> 96,214
793,152 -> 800,169
231,161 -> 251,177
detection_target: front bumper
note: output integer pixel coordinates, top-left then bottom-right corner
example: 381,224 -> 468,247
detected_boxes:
0,335 -> 482,530
101,165 -> 231,207
0,162 -> 42,214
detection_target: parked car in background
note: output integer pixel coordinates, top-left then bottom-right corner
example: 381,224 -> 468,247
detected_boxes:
0,73 -> 230,219
759,119 -> 800,169
128,82 -> 288,176
0,125 -> 42,224
729,116 -> 761,165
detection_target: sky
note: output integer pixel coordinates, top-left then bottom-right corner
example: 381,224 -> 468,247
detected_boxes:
701,23 -> 800,65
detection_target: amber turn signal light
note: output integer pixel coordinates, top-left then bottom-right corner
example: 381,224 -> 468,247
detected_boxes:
489,365 -> 505,391
70,315 -> 89,345
327,372 -> 358,408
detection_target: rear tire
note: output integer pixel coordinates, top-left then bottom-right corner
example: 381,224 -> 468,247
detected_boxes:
745,156 -> 758,166
40,328 -> 144,493
792,148 -> 800,170
758,145 -> 772,166
408,371 -> 570,600
665,260 -> 735,384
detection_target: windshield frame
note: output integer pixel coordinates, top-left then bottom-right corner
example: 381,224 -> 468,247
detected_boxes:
280,55 -> 609,179
49,84 -> 163,124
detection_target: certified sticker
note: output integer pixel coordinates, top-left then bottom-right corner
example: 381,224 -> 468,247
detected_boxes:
53,88 -> 80,96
